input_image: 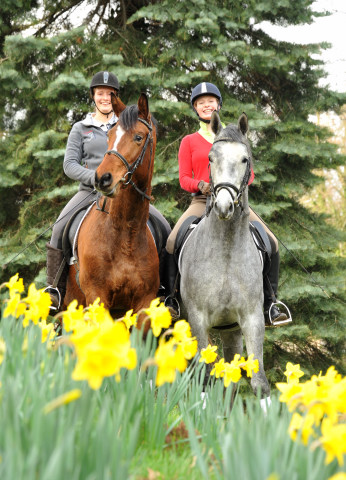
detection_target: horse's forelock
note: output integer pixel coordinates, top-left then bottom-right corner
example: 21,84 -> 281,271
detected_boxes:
216,124 -> 253,162
118,104 -> 139,131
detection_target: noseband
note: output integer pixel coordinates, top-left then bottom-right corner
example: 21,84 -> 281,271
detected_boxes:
102,117 -> 153,200
206,137 -> 251,217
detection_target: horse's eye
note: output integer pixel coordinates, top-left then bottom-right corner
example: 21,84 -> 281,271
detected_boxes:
134,134 -> 143,142
208,156 -> 213,163
242,157 -> 248,164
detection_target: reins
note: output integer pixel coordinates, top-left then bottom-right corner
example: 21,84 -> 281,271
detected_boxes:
103,117 -> 153,201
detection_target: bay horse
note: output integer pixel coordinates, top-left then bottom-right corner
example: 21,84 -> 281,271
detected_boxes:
64,93 -> 159,330
179,112 -> 271,402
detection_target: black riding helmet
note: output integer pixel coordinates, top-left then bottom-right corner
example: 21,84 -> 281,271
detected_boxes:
89,71 -> 120,98
90,71 -> 119,118
190,82 -> 222,123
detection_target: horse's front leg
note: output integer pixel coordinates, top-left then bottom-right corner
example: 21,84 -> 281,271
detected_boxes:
241,311 -> 270,399
219,328 -> 244,407
186,306 -> 212,389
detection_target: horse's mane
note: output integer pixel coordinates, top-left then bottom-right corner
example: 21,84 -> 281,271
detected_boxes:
216,123 -> 253,165
118,104 -> 158,133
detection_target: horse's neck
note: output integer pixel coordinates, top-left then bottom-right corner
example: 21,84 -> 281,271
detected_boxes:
208,204 -> 251,246
108,189 -> 149,231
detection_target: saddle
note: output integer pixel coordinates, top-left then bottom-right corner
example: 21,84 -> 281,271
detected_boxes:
173,216 -> 272,273
61,202 -> 168,266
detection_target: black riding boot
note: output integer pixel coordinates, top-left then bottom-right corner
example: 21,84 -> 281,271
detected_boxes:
45,243 -> 69,314
263,250 -> 289,325
162,249 -> 180,319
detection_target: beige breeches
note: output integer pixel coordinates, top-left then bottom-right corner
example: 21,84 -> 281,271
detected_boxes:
166,196 -> 278,254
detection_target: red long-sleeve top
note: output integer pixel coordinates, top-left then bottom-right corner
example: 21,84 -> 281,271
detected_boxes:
179,132 -> 254,193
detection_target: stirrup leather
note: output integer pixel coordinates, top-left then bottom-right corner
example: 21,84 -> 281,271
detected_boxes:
267,300 -> 292,326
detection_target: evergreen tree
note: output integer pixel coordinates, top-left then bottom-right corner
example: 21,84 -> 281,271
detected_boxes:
0,0 -> 345,378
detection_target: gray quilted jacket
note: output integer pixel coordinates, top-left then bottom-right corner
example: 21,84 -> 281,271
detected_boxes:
63,113 -> 117,192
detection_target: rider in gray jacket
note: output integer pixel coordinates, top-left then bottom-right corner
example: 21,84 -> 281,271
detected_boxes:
46,71 -> 170,311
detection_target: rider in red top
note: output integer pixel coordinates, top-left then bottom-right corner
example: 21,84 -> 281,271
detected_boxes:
179,131 -> 254,193
164,82 -> 289,326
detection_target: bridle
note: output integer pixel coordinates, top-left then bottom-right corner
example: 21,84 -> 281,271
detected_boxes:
102,117 -> 153,200
206,137 -> 251,217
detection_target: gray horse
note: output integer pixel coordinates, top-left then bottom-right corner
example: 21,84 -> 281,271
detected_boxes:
179,112 -> 271,401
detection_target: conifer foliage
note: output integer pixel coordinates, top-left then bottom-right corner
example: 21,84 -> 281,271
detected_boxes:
0,0 -> 345,378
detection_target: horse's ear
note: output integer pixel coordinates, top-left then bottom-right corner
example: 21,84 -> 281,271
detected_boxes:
111,92 -> 126,117
238,113 -> 248,136
138,93 -> 149,120
211,111 -> 222,136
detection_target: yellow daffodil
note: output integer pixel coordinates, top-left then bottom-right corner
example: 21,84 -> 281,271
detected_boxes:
71,321 -> 137,389
180,338 -> 198,360
199,344 -> 218,364
288,412 -> 315,445
276,382 -> 303,410
265,475 -> 280,480
122,309 -> 138,330
328,473 -> 346,480
223,362 -> 242,387
154,338 -> 187,386
145,298 -> 172,337
319,418 -> 346,466
3,291 -> 26,319
43,389 -> 82,414
22,284 -> 51,326
172,320 -> 192,343
62,300 -> 85,332
38,320 -> 55,343
4,273 -> 24,294
284,362 -> 305,384
84,297 -> 114,325
0,337 -> 6,365
241,353 -> 259,378
211,358 -> 226,378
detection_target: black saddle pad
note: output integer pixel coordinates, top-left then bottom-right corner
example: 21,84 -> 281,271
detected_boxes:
147,212 -> 169,256
62,204 -> 94,262
174,215 -> 202,262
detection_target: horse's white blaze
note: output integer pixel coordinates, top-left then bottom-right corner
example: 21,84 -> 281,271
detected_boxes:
110,125 -> 125,151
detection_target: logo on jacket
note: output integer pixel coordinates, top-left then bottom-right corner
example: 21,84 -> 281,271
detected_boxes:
84,130 -> 95,141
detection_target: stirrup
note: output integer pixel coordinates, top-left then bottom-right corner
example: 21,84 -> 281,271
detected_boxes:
267,301 -> 292,326
164,295 -> 180,319
43,286 -> 61,312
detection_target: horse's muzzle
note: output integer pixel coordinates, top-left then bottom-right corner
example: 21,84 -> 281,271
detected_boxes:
214,191 -> 235,220
95,172 -> 113,193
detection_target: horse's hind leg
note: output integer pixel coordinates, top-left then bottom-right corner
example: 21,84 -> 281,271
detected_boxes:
219,328 -> 243,362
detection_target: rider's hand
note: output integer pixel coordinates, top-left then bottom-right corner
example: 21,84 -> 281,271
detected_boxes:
198,180 -> 211,195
